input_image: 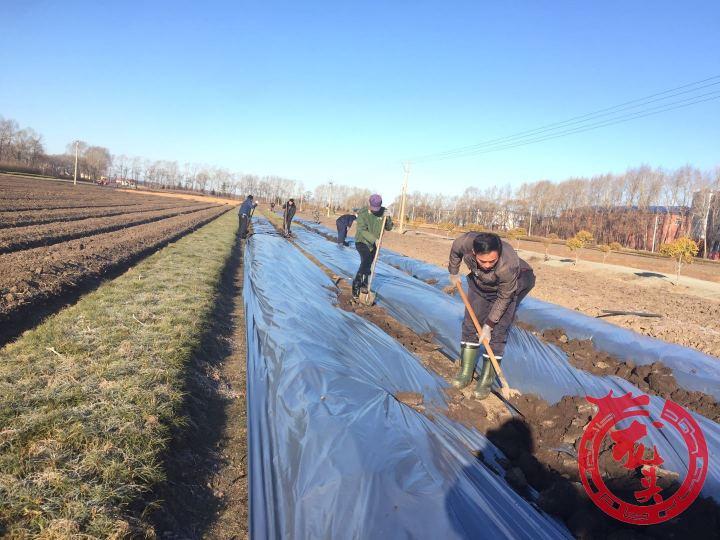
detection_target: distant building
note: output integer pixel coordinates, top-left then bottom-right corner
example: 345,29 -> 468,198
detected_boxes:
556,205 -> 691,251
643,206 -> 692,252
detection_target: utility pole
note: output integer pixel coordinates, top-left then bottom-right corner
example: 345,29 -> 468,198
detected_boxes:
73,140 -> 79,185
327,180 -> 334,217
398,162 -> 410,234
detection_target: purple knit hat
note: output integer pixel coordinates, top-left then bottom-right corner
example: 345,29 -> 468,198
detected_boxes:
369,194 -> 382,211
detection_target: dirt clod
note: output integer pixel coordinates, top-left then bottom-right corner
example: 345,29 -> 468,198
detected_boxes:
395,391 -> 424,409
528,324 -> 720,422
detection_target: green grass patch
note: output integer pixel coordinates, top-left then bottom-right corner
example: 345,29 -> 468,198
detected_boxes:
0,211 -> 238,537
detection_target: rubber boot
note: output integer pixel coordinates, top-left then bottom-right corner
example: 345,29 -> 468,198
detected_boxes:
359,274 -> 369,294
451,343 -> 479,389
473,354 -> 502,400
352,273 -> 363,298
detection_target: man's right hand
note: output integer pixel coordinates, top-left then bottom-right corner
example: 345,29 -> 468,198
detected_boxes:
449,273 -> 462,287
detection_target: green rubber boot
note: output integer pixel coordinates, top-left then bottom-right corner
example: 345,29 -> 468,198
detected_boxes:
473,354 -> 502,400
451,344 -> 479,389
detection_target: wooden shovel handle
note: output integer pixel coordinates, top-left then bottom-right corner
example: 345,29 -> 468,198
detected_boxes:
455,282 -> 511,391
365,215 -> 387,292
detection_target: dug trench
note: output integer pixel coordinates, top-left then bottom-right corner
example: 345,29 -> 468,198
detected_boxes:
388,256 -> 720,424
271,215 -> 720,539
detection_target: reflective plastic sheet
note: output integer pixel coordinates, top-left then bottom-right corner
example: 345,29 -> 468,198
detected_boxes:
295,219 -> 720,399
245,218 -> 571,539
289,219 -> 720,502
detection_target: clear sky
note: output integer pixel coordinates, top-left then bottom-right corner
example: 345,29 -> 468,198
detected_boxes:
1,1 -> 719,200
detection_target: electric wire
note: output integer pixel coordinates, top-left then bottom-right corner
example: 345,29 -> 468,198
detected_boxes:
409,75 -> 720,163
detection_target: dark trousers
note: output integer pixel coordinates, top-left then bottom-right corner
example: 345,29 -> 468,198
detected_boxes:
461,269 -> 536,356
239,214 -> 249,238
355,241 -> 376,277
284,218 -> 293,234
337,223 -> 349,245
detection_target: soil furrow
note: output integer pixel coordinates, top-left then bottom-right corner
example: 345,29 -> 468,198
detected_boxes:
0,203 -> 223,253
0,205 -> 231,346
0,202 -> 197,229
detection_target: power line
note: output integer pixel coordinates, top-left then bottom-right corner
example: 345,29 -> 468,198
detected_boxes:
414,80 -> 720,161
417,91 -> 720,163
409,75 -> 720,163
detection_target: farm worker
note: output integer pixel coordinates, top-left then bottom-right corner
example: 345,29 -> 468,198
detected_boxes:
335,212 -> 357,247
238,194 -> 257,239
282,199 -> 297,236
352,194 -> 393,298
448,232 -> 535,399
270,201 -> 276,211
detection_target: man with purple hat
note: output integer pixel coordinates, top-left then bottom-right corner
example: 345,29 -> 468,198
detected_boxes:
353,194 -> 393,298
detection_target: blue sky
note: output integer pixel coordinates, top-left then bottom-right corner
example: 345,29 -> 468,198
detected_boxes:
1,1 -> 719,199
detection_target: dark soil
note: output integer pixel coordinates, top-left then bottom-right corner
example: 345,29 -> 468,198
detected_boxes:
0,174 -> 169,213
494,393 -> 720,539
149,226 -> 248,539
0,203 -> 220,254
521,324 -> 720,423
0,205 -> 230,347
0,201 -> 189,229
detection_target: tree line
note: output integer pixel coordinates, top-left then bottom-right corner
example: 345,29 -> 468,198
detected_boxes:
0,115 -> 302,200
390,165 -> 720,254
2,114 -> 718,255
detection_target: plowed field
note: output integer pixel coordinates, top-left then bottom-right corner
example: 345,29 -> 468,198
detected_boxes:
0,174 -> 233,344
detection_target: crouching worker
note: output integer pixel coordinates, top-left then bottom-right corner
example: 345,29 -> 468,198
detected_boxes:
448,232 -> 535,399
353,194 -> 392,298
336,212 -> 357,247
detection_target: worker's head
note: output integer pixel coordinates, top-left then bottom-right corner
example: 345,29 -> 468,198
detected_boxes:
472,233 -> 502,271
247,194 -> 254,199
369,194 -> 382,212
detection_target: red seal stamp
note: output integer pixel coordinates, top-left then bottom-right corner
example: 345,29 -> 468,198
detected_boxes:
577,391 -> 708,525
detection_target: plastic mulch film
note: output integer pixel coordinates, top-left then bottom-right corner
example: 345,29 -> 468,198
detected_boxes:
288,221 -> 720,502
244,218 -> 571,539
295,218 -> 720,400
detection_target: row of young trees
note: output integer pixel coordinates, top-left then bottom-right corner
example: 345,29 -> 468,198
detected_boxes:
110,154 -> 305,201
312,182 -> 372,213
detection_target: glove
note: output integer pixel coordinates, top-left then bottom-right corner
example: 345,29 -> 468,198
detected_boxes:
480,324 -> 492,344
449,274 -> 462,287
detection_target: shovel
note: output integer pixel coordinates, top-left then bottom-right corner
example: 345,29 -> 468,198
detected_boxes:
358,215 -> 388,306
455,282 -> 519,400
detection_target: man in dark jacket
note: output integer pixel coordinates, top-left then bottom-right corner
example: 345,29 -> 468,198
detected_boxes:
335,212 -> 357,247
448,232 -> 535,399
238,195 -> 257,239
353,194 -> 393,298
282,199 -> 297,236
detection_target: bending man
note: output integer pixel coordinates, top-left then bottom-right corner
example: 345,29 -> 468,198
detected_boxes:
336,212 -> 357,247
353,194 -> 392,298
448,232 -> 535,399
238,194 -> 257,239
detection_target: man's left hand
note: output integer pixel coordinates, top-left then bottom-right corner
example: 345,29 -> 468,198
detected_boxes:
480,324 -> 492,343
